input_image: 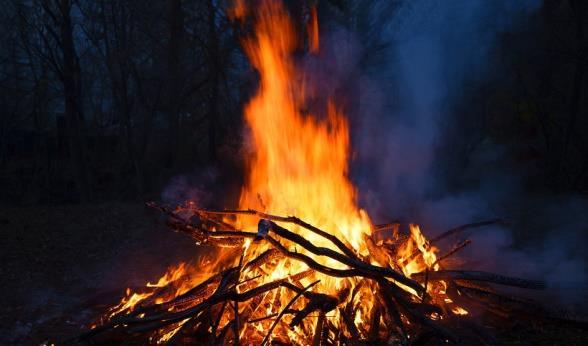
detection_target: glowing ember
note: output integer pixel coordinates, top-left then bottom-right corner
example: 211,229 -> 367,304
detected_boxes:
452,306 -> 469,316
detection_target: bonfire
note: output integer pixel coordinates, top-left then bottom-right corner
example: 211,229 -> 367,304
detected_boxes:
74,1 -> 577,345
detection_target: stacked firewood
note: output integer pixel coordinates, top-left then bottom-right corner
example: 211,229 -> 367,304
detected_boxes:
73,202 -> 586,345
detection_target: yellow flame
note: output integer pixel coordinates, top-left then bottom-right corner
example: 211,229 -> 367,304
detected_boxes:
452,306 -> 469,315
147,262 -> 188,288
101,1 -> 471,342
397,224 -> 440,277
109,290 -> 153,317
237,0 -> 371,283
157,318 -> 190,344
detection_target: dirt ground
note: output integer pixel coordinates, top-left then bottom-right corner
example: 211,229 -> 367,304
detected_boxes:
0,203 -> 198,345
1,203 -> 587,345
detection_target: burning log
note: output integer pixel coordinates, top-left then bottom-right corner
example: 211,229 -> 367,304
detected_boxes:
67,0 -> 587,343
72,204 -> 588,345
258,219 -> 424,293
197,208 -> 361,261
261,280 -> 320,345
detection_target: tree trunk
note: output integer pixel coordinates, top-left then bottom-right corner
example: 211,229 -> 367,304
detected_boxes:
166,0 -> 184,170
57,0 -> 91,201
207,0 -> 219,163
555,0 -> 587,189
103,1 -> 144,196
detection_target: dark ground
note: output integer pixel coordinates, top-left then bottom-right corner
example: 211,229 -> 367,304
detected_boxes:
1,203 -> 587,345
0,203 -> 197,345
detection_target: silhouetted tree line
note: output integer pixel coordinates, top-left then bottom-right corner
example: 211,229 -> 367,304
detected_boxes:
1,0 -> 248,203
1,0 -> 587,205
437,0 -> 588,195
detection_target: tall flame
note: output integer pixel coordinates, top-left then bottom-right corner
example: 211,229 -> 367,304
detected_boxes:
101,2 -> 470,343
237,0 -> 371,255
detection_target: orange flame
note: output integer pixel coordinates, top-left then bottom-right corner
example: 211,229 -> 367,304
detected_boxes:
227,0 -> 247,20
307,6 -> 319,53
234,1 -> 374,338
238,0 -> 371,261
102,1 -> 471,342
397,224 -> 439,277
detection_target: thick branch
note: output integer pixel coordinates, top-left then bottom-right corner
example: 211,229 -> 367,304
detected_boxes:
195,208 -> 362,261
263,220 -> 423,293
411,270 -> 546,290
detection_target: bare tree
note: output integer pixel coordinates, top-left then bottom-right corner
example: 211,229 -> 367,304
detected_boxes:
37,0 -> 91,201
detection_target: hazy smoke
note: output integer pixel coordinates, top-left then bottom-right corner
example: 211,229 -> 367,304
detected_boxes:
162,174 -> 213,205
345,0 -> 540,219
312,0 -> 587,306
162,0 -> 586,307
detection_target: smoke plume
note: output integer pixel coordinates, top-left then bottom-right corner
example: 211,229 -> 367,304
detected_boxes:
313,0 -> 586,306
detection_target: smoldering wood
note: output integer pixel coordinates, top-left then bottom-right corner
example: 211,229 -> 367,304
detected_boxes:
164,205 -> 425,293
210,299 -> 229,340
262,219 -> 424,293
260,280 -> 321,346
312,310 -> 326,346
368,301 -> 381,340
75,203 -> 585,345
340,306 -> 361,343
244,248 -> 283,271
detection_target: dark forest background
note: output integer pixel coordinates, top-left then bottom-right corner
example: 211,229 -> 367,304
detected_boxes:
2,0 -> 588,206
2,1 -> 588,343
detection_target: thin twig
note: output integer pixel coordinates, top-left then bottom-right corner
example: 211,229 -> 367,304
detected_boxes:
422,268 -> 429,303
400,219 -> 502,266
247,312 -> 278,324
211,301 -> 228,341
312,311 -> 326,346
233,251 -> 245,345
430,219 -> 504,243
261,280 -> 321,346
433,239 -> 472,267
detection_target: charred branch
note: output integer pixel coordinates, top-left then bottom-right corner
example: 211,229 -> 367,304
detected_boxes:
77,204 -> 566,345
411,270 -> 546,290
